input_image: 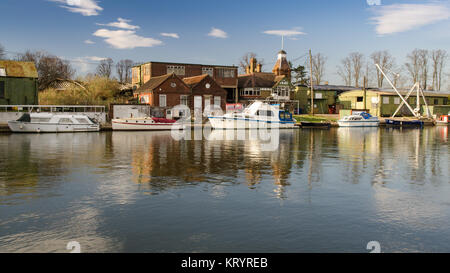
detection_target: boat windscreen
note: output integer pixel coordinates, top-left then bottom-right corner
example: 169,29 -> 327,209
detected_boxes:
17,113 -> 31,122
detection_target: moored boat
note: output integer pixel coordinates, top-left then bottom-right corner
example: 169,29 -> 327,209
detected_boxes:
207,101 -> 296,129
8,113 -> 100,133
385,119 -> 424,127
300,121 -> 331,129
112,117 -> 183,131
337,112 -> 380,127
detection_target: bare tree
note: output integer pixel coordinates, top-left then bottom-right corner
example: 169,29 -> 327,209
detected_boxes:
96,58 -> 114,78
349,52 -> 364,87
417,49 -> 429,90
311,53 -> 327,85
337,56 -> 352,86
116,59 -> 134,83
238,52 -> 265,74
405,49 -> 421,86
16,50 -> 75,90
431,49 -> 447,91
0,43 -> 5,60
370,50 -> 394,88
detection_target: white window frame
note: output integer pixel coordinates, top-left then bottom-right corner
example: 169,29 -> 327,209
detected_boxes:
180,95 -> 188,106
159,94 -> 167,107
202,67 -> 214,77
382,97 -> 390,104
0,68 -> 6,77
393,97 -> 400,104
214,96 -> 221,107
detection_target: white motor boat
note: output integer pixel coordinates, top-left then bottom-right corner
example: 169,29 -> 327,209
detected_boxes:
208,101 -> 296,129
8,113 -> 100,133
337,112 -> 380,127
112,117 -> 183,131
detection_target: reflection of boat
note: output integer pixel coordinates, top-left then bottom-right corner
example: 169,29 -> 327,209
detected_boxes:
337,112 -> 380,127
208,101 -> 296,129
300,121 -> 331,129
385,119 -> 423,127
112,117 -> 183,131
8,113 -> 100,133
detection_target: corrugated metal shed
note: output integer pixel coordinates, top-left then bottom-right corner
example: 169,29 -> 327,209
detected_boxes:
0,60 -> 38,78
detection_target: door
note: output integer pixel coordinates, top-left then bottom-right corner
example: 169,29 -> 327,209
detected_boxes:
194,96 -> 202,110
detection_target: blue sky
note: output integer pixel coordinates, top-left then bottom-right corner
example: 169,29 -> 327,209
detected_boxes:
1,0 -> 450,84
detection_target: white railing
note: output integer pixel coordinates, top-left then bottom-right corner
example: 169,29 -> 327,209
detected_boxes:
0,105 -> 105,113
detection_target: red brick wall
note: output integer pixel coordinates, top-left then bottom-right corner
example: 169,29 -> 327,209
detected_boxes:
149,63 -> 237,88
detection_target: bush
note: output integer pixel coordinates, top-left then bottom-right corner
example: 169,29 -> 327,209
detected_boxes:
39,76 -> 131,106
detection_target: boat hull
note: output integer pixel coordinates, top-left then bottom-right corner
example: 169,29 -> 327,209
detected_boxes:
337,120 -> 379,127
112,120 -> 183,131
385,119 -> 423,127
7,121 -> 100,133
208,116 -> 296,129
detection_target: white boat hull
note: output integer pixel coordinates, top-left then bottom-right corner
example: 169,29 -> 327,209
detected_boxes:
112,119 -> 183,131
208,116 -> 295,129
8,121 -> 100,133
337,120 -> 380,127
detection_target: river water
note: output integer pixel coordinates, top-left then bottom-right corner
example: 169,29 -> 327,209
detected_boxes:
0,127 -> 449,253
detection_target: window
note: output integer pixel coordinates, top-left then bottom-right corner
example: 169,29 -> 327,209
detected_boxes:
315,93 -> 323,99
0,68 -> 6,77
356,96 -> 363,102
217,68 -> 235,78
167,65 -> 185,75
0,81 -> 4,99
382,97 -> 389,104
144,64 -> 150,76
159,95 -> 167,107
257,110 -> 274,117
394,97 -> 400,104
58,118 -> 73,124
204,95 -> 211,109
180,95 -> 188,106
76,118 -> 89,124
31,117 -> 51,123
214,96 -> 221,106
434,99 -> 439,105
202,67 -> 214,77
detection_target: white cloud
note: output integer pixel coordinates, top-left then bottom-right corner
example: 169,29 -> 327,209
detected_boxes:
263,29 -> 306,37
50,0 -> 103,16
208,27 -> 228,38
371,3 -> 450,35
93,29 -> 163,49
73,56 -> 108,73
160,33 -> 180,39
96,18 -> 140,30
84,39 -> 95,44
367,0 -> 381,6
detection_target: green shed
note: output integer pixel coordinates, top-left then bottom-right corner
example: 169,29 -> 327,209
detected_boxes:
0,60 -> 38,105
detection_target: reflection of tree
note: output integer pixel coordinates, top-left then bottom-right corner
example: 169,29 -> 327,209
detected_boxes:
0,133 -> 107,200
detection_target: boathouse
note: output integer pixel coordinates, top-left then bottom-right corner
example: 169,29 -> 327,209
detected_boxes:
182,74 -> 227,112
0,60 -> 38,105
338,89 -> 450,117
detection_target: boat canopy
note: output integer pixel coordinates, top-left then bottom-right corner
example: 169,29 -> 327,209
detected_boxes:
17,113 -> 31,122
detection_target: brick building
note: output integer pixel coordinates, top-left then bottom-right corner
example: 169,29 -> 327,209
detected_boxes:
134,73 -> 227,118
132,61 -> 238,103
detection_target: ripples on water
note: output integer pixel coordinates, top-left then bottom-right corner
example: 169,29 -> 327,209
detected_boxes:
0,127 -> 449,252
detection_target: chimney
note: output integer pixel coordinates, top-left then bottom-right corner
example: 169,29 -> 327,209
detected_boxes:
256,63 -> 262,73
250,58 -> 257,73
246,65 -> 250,74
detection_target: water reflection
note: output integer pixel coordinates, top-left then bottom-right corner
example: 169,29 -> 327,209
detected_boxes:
0,127 -> 449,252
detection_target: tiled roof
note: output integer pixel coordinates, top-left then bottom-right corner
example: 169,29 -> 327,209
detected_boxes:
238,73 -> 275,88
182,74 -> 209,87
135,73 -> 174,92
0,60 -> 38,78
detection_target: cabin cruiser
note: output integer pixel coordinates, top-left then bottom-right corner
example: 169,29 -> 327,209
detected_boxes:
208,101 -> 296,129
112,117 -> 183,131
8,113 -> 100,133
337,112 -> 380,127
